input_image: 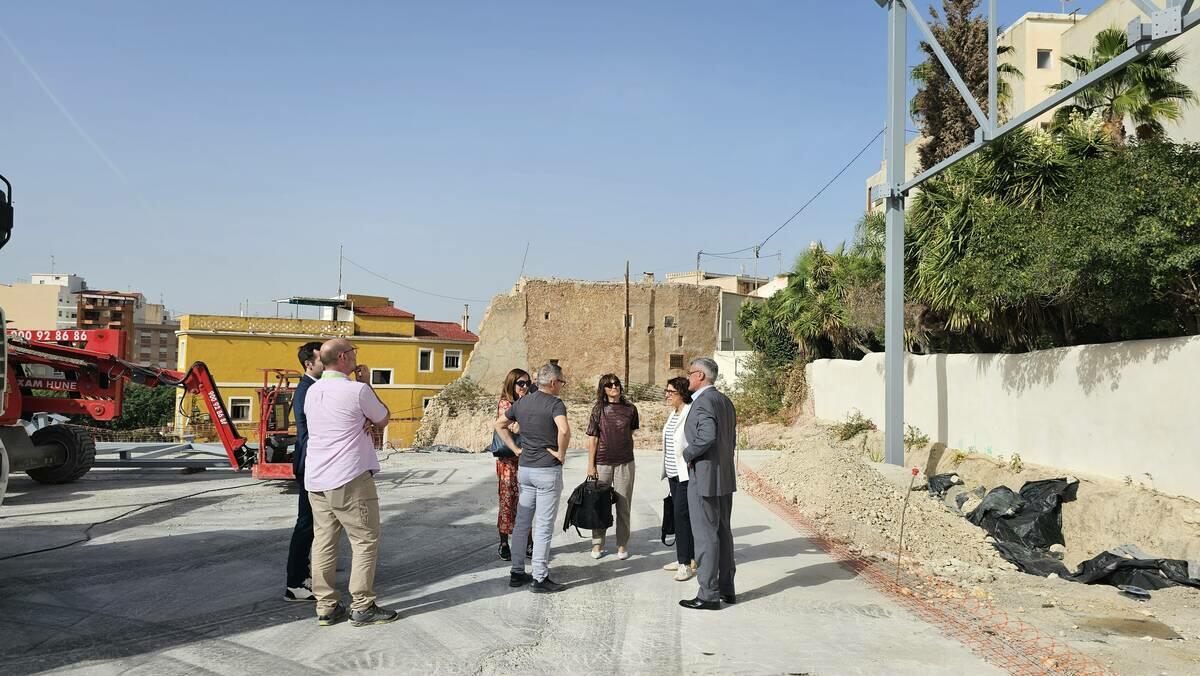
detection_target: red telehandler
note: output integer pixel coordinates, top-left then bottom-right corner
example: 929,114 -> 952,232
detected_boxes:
0,327 -> 257,505
0,174 -> 296,505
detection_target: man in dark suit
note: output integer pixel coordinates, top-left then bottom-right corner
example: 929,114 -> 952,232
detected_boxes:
284,341 -> 325,602
679,357 -> 737,611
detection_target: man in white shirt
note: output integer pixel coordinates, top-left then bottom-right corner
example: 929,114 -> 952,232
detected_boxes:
304,338 -> 397,627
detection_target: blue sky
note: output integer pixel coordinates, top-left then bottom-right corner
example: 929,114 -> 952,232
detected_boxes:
1,1 -> 1095,328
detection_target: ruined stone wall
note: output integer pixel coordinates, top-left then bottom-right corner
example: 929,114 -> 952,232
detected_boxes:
462,278 -> 720,394
461,283 -> 529,393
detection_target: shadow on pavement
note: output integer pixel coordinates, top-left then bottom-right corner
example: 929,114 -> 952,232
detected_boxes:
1,457 -> 843,671
0,465 -> 494,673
738,560 -> 861,604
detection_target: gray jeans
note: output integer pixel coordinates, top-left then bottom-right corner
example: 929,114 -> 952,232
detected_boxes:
510,465 -> 564,582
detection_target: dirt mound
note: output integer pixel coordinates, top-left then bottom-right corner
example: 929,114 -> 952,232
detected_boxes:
750,415 -> 1200,674
753,418 -> 1011,576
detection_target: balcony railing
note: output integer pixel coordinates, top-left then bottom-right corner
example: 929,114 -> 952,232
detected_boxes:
180,314 -> 353,337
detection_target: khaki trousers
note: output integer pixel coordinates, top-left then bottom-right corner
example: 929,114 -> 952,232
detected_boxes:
592,461 -> 635,549
309,471 -> 380,614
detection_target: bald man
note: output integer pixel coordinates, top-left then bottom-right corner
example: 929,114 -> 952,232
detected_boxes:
304,338 -> 397,627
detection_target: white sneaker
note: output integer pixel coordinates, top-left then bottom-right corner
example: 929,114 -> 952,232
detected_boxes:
663,562 -> 680,571
285,585 -> 316,602
591,548 -> 604,559
674,567 -> 696,582
616,550 -> 631,560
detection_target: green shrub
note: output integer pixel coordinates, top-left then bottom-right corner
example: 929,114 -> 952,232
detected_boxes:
439,377 -> 488,415
568,380 -> 596,403
624,382 -> 657,402
904,424 -> 930,449
729,353 -> 788,424
830,409 -> 876,441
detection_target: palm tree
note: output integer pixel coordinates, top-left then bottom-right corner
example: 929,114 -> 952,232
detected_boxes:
906,126 -> 1114,348
1050,27 -> 1195,145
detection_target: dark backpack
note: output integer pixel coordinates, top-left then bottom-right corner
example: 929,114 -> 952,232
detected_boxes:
562,477 -> 616,536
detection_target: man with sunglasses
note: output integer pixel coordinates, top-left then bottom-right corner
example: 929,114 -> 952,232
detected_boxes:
679,357 -> 738,611
303,338 -> 398,626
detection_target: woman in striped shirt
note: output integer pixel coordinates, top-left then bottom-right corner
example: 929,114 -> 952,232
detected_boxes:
660,376 -> 696,581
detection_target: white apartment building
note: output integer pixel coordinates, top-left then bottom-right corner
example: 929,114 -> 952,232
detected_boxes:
29,273 -> 87,329
866,1 -> 1200,206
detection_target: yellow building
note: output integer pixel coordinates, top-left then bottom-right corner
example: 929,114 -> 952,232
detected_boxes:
174,294 -> 477,448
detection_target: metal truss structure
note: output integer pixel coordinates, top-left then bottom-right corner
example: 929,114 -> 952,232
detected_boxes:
869,0 -> 1199,465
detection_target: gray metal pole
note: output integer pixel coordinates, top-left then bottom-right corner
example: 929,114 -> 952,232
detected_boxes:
884,0 -> 907,466
988,0 -> 997,129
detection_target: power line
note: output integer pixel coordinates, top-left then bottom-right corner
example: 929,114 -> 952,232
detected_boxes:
700,245 -> 758,258
702,250 -> 781,261
756,127 -> 885,251
695,127 -> 885,270
340,254 -> 490,303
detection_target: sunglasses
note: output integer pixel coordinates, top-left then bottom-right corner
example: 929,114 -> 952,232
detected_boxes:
514,380 -> 530,387
663,388 -> 678,395
603,382 -> 622,389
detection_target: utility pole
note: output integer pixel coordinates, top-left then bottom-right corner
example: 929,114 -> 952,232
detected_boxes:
883,0 -> 908,467
624,261 -> 630,385
752,245 -> 761,293
337,244 -> 343,297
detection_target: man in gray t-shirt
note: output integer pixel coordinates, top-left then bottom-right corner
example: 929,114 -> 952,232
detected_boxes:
506,390 -> 567,467
494,363 -> 571,592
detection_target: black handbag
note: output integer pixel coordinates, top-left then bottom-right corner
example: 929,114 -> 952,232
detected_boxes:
661,493 -> 676,546
562,476 -> 616,536
488,430 -> 517,458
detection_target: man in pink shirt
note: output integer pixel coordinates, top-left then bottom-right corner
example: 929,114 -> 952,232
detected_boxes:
304,337 -> 397,627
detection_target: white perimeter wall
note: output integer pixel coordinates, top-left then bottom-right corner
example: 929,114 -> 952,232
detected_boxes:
806,336 -> 1200,500
714,350 -> 755,391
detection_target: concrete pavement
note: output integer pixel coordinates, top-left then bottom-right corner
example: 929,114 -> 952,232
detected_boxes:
0,450 -> 1002,675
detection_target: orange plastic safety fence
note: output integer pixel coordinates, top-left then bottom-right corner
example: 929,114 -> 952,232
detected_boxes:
740,462 -> 1113,676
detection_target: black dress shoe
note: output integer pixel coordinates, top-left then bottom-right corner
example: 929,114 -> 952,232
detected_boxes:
678,597 -> 721,611
721,593 -> 737,605
498,543 -> 511,561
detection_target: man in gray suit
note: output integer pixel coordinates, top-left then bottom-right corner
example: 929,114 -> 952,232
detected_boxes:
679,357 -> 737,611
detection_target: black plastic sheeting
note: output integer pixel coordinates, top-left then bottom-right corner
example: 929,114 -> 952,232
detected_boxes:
967,478 -> 1200,590
926,473 -> 962,498
967,479 -> 1078,551
1071,552 -> 1200,591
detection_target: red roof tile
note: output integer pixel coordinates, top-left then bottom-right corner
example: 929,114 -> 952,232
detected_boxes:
355,305 -> 415,318
414,320 -> 478,343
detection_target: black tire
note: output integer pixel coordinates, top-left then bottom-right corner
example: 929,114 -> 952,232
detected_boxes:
26,424 -> 96,484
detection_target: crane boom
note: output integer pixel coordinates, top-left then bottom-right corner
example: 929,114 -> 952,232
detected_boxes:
2,330 -> 252,470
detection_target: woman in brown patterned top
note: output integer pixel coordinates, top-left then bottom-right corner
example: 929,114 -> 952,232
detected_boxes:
494,368 -> 530,561
585,373 -> 640,560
